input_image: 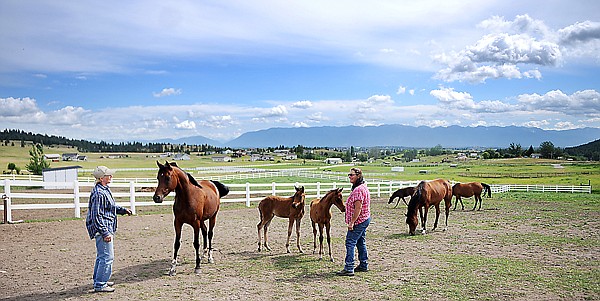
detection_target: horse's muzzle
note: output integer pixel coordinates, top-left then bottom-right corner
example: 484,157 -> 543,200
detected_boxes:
153,194 -> 163,203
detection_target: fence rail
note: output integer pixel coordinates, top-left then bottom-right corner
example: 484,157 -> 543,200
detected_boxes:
1,179 -> 591,224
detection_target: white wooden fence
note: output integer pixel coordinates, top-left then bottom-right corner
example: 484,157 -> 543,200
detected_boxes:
1,179 -> 592,224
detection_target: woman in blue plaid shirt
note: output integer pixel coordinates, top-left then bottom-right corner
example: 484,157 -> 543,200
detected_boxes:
86,166 -> 131,293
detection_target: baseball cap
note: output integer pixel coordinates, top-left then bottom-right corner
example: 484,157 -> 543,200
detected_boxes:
92,166 -> 115,179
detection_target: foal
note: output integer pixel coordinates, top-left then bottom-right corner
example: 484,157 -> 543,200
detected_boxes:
257,186 -> 305,253
310,188 -> 345,262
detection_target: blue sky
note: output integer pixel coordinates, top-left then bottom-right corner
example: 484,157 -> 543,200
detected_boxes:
1,1 -> 599,142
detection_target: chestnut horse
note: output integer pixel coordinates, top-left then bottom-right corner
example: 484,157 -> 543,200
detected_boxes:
257,186 -> 306,253
153,161 -> 229,275
405,179 -> 452,235
388,186 -> 416,208
310,188 -> 345,262
452,182 -> 491,211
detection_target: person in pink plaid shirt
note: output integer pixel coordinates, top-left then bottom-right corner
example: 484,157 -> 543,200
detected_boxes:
336,167 -> 371,276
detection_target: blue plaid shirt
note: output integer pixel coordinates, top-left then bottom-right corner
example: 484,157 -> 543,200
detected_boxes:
86,183 -> 128,239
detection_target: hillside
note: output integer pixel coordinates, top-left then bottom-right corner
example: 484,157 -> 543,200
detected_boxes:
224,125 -> 600,148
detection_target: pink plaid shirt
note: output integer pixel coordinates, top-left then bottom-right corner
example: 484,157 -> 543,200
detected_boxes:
345,183 -> 371,225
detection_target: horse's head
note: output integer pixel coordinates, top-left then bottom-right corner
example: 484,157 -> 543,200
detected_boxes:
332,187 -> 345,212
153,160 -> 179,203
291,186 -> 305,209
405,189 -> 420,236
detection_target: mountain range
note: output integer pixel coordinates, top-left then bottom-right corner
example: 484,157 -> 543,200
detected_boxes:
155,125 -> 600,148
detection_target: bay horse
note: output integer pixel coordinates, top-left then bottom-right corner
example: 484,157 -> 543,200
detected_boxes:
405,179 -> 452,235
153,161 -> 229,275
452,182 -> 491,211
257,186 -> 305,253
310,188 -> 345,262
388,186 -> 416,208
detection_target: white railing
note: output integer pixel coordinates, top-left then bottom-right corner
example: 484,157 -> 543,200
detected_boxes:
0,179 -> 591,223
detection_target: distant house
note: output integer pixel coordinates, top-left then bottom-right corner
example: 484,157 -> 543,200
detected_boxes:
530,153 -> 541,159
42,166 -> 82,189
172,153 -> 190,161
44,154 -> 61,162
62,153 -> 78,161
324,158 -> 343,164
250,154 -> 274,161
76,155 -> 88,161
212,155 -> 232,162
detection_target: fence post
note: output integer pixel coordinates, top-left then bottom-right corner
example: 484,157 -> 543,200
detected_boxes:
74,180 -> 80,218
316,182 -> 321,198
129,181 -> 136,215
3,179 -> 11,224
246,182 -> 251,207
377,182 -> 381,197
272,182 -> 276,196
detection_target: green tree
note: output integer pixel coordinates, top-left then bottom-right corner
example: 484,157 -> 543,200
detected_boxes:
25,143 -> 50,175
508,143 -> 523,157
7,163 -> 17,174
539,141 -> 555,159
524,145 -> 535,157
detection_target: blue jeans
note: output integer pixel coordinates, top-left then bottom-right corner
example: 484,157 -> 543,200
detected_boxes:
344,217 -> 370,272
93,233 -> 114,290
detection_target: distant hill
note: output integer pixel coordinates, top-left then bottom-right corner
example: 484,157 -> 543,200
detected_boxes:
144,136 -> 222,146
564,139 -> 600,160
222,125 -> 600,148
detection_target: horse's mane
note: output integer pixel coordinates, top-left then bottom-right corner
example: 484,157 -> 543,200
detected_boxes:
407,182 -> 424,214
167,162 -> 202,189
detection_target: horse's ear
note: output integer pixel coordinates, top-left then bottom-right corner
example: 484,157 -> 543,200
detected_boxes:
156,160 -> 163,168
164,160 -> 173,170
339,187 -> 343,192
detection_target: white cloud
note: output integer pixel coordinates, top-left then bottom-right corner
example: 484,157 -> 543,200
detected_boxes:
367,95 -> 393,104
292,121 -> 309,127
261,105 -> 288,117
175,120 -> 196,129
291,100 -> 313,109
0,97 -> 39,116
397,86 -> 406,94
518,89 -> 600,116
153,88 -> 182,98
558,21 -> 600,45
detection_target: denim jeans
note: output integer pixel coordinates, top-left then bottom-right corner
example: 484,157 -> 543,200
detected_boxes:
93,233 -> 114,290
344,217 -> 371,272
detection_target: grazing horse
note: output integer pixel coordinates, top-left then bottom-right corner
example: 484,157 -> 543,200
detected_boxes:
310,188 -> 345,262
388,186 -> 416,208
452,182 -> 491,211
405,179 -> 452,235
153,161 -> 229,276
257,186 -> 306,253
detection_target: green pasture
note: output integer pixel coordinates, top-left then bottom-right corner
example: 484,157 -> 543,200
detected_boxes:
2,142 -> 599,192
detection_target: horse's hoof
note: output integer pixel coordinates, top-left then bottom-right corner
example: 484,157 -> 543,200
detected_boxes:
168,270 -> 177,276
330,258 -> 335,263
194,268 -> 201,274
443,227 -> 448,231
208,258 -> 214,264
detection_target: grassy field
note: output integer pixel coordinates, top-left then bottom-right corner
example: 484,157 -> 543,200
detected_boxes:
2,142 -> 599,192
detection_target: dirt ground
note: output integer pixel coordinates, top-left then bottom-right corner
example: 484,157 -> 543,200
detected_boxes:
0,196 -> 598,301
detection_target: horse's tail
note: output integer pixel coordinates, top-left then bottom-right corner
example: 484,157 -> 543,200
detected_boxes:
211,180 -> 230,198
481,183 -> 491,197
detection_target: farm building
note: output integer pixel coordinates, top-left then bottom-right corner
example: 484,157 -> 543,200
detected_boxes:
172,153 -> 190,160
42,166 -> 82,189
212,156 -> 232,162
44,154 -> 61,162
324,158 -> 343,164
62,153 -> 79,161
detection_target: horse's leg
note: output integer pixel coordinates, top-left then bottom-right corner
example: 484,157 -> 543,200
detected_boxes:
169,220 -> 183,276
431,204 -> 441,231
325,221 -> 334,262
317,223 -> 325,260
421,206 -> 429,234
311,220 -> 317,255
394,198 -> 401,208
443,196 -> 452,231
206,216 -> 216,263
193,222 -> 202,274
474,194 -> 482,210
257,218 -> 264,252
295,217 -> 303,253
285,218 -> 294,253
263,218 -> 273,251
